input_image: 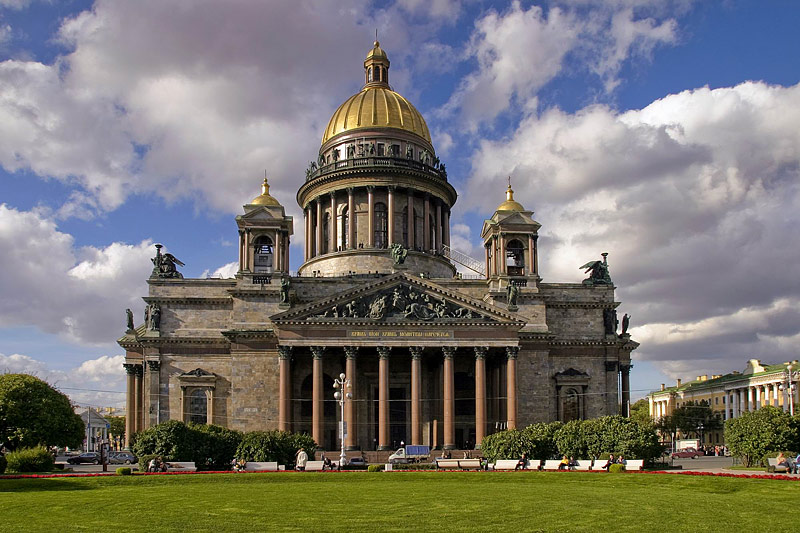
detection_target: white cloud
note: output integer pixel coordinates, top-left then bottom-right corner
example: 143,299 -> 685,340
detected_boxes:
201,261 -> 238,279
442,1 -> 680,128
466,81 -> 800,377
0,0 -> 390,218
0,352 -> 126,408
0,204 -> 154,344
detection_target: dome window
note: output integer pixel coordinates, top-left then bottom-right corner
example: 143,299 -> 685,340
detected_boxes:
374,202 -> 388,249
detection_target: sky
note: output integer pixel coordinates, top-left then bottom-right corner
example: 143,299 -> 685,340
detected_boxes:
1,0 -> 799,410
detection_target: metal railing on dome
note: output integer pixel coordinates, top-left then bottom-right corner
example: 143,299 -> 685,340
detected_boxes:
305,156 -> 448,182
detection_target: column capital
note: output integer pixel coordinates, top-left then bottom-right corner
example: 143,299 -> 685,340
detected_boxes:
620,363 -> 633,373
311,346 -> 326,359
388,185 -> 396,192
604,361 -> 619,372
123,363 -> 137,375
146,360 -> 161,372
409,346 -> 423,359
377,346 -> 391,359
347,187 -> 355,195
474,346 -> 488,359
442,346 -> 456,359
344,346 -> 359,359
134,365 -> 144,377
506,346 -> 519,360
367,185 -> 375,192
278,345 -> 293,360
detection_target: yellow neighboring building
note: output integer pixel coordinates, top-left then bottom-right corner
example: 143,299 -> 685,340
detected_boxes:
648,359 -> 799,447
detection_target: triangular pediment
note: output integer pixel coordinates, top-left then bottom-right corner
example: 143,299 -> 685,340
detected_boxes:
236,205 -> 286,223
271,272 -> 525,325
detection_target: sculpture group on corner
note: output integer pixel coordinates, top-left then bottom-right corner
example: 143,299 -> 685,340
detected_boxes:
580,252 -> 612,286
150,243 -> 185,279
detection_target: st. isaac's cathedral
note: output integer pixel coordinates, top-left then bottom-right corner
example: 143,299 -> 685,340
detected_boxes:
119,42 -> 638,452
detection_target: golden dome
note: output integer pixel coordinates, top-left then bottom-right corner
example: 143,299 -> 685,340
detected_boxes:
321,41 -> 431,146
250,176 -> 282,206
496,181 -> 525,211
322,86 -> 431,145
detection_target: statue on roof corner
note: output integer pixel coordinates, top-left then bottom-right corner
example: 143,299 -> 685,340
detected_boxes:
280,277 -> 291,304
580,252 -> 612,286
125,308 -> 134,332
390,243 -> 408,265
151,244 -> 185,279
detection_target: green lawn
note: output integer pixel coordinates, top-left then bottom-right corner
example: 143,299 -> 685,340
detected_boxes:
1,471 -> 797,532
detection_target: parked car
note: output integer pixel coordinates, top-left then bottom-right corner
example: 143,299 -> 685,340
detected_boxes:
671,447 -> 701,459
109,452 -> 137,464
67,452 -> 101,465
348,457 -> 366,466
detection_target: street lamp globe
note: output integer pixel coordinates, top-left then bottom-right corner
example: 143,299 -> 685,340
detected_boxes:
334,391 -> 342,401
340,372 -> 346,380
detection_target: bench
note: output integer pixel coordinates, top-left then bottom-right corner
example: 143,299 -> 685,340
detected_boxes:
166,462 -> 196,472
623,459 -> 644,471
244,461 -> 278,472
542,460 -> 564,471
767,458 -> 793,473
493,459 -> 541,470
574,460 -> 593,471
436,458 -> 482,470
304,461 -> 325,471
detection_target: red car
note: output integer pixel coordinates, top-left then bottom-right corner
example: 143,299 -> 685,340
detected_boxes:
672,447 -> 701,459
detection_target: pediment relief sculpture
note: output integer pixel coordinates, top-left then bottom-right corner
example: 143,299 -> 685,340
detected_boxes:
312,284 -> 489,322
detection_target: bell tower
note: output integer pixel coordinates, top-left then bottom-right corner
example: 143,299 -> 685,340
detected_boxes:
481,179 -> 541,290
236,176 -> 293,279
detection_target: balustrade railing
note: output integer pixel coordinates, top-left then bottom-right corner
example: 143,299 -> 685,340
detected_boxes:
305,156 -> 448,182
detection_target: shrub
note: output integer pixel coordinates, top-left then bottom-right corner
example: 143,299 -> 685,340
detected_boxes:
608,463 -> 625,473
480,429 -> 525,462
188,423 -> 242,470
391,463 -> 437,470
5,446 -> 55,473
554,420 -> 587,459
137,454 -> 158,472
368,464 -> 384,472
131,421 -> 243,470
0,453 -> 6,474
131,420 -> 194,462
116,467 -> 132,475
235,431 -> 317,469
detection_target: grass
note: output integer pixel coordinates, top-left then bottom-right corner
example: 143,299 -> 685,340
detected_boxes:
1,471 -> 799,532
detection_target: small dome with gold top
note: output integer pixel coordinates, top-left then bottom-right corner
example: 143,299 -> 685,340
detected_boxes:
250,176 -> 282,207
496,179 -> 526,212
321,41 -> 432,145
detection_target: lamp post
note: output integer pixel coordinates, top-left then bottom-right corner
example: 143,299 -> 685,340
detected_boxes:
787,364 -> 795,416
333,372 -> 352,468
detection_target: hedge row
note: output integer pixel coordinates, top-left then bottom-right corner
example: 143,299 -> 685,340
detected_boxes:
131,420 -> 316,470
481,416 -> 662,463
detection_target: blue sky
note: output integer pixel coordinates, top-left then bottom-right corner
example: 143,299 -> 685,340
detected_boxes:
1,0 -> 799,409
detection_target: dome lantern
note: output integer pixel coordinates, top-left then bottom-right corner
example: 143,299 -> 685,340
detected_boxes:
496,178 -> 526,212
250,175 -> 282,207
364,40 -> 390,88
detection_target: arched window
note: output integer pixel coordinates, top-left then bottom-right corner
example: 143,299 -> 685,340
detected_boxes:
506,239 -> 525,276
253,235 -> 274,273
189,389 -> 207,424
562,389 -> 580,422
322,213 -> 330,254
367,67 -> 373,83
374,202 -> 388,249
338,205 -> 349,250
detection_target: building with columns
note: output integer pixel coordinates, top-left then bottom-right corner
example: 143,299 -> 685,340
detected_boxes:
648,358 -> 800,447
119,42 -> 638,452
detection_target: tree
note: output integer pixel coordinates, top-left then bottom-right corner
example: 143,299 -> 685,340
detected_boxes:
0,374 -> 85,451
725,406 -> 795,467
106,416 -> 125,440
672,400 -> 722,441
630,399 -> 651,425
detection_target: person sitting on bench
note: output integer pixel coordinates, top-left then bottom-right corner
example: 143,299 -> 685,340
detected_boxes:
515,453 -> 528,471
